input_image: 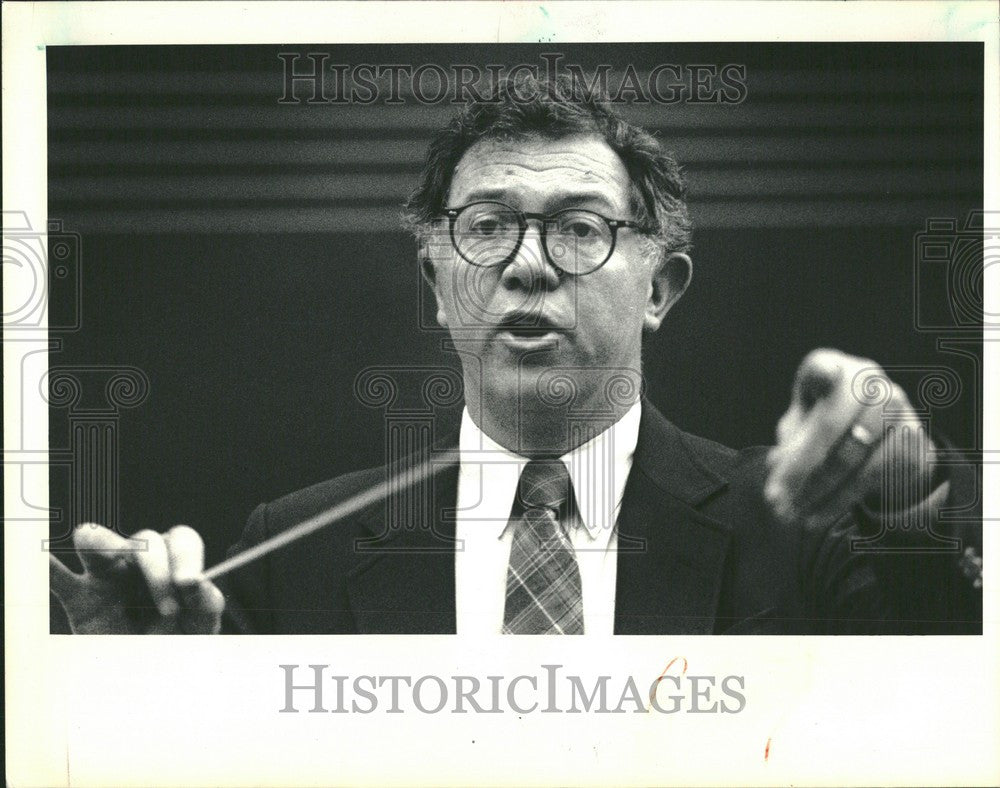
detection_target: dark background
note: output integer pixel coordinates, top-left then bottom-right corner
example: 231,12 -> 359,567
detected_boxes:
47,44 -> 983,630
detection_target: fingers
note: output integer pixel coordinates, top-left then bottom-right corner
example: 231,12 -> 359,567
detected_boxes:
177,580 -> 226,634
130,529 -> 178,619
164,524 -> 204,583
57,522 -> 223,634
767,350 -> 869,520
73,522 -> 134,576
165,525 -> 225,634
132,525 -> 223,629
792,348 -> 843,411
792,442 -> 885,528
49,552 -> 83,603
871,417 -> 934,510
767,349 -> 934,525
960,545 -> 983,590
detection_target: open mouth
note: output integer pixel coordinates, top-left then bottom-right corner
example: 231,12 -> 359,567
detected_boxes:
496,312 -> 562,350
498,311 -> 559,333
501,323 -> 555,337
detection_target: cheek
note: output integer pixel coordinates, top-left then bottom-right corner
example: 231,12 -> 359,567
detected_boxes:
436,257 -> 505,325
584,265 -> 651,328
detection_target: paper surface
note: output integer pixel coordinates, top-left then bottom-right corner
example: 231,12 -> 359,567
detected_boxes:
3,2 -> 997,785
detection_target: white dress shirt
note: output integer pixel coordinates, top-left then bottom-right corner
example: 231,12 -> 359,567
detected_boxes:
454,401 -> 642,635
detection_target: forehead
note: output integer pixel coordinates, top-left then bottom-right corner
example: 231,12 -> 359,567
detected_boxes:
447,134 -> 632,214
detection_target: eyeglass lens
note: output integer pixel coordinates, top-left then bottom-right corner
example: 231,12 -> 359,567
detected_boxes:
452,202 -> 614,274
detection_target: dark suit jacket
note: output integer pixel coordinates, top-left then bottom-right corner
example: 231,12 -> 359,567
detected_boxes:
221,401 -> 981,635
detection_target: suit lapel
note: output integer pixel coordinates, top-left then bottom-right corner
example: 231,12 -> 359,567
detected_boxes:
341,404 -> 733,635
345,450 -> 460,634
614,402 -> 732,634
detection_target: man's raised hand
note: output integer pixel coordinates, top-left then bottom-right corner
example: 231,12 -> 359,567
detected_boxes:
764,348 -> 938,527
49,523 -> 225,634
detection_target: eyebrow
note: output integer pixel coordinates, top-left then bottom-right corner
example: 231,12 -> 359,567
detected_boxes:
455,188 -> 622,215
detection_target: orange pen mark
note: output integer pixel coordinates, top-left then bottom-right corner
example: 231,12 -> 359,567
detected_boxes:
646,656 -> 688,712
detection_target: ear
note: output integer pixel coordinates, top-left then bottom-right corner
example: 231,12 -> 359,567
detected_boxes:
643,252 -> 692,333
419,243 -> 450,329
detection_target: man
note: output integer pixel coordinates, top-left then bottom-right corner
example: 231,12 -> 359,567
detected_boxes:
49,74 -> 981,635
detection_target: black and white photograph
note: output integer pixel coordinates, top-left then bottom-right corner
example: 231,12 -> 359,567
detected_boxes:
43,42 -> 984,636
4,2 -> 997,786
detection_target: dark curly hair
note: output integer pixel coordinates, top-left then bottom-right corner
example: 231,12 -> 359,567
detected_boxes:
401,72 -> 692,260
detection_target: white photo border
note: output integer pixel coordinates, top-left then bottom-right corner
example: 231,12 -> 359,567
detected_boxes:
4,3 -> 998,786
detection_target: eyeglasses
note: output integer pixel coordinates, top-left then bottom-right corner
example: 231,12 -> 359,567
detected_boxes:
443,201 -> 646,276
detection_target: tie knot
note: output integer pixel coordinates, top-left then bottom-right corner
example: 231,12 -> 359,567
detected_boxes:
517,459 -> 571,513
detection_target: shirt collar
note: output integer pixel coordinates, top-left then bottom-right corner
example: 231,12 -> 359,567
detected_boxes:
458,400 -> 642,543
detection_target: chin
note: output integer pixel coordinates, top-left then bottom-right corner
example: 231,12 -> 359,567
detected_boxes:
480,366 -> 538,402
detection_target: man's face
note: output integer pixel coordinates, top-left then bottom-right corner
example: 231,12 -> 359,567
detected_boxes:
422,133 -> 688,418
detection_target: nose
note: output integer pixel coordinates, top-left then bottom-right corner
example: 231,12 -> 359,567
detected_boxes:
499,221 -> 562,292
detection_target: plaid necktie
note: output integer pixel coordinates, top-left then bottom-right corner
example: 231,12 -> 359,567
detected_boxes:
502,459 -> 584,635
